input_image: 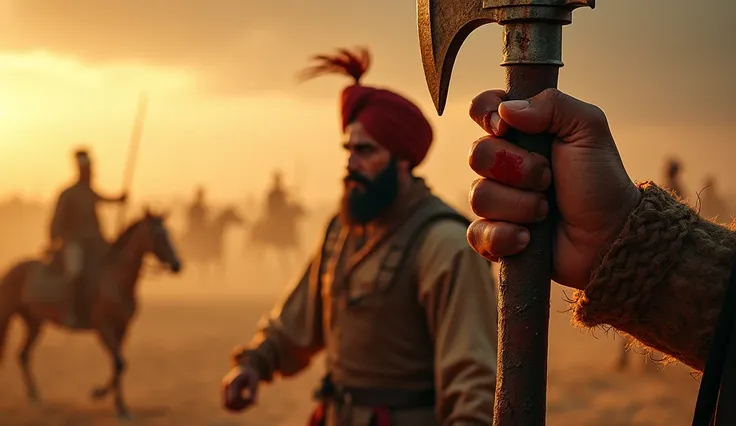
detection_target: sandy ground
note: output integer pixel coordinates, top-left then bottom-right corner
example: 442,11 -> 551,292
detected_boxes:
0,258 -> 702,426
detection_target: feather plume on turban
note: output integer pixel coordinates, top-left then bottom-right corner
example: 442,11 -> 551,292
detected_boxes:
298,47 -> 433,167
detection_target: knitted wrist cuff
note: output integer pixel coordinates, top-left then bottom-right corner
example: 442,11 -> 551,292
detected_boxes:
572,181 -> 698,329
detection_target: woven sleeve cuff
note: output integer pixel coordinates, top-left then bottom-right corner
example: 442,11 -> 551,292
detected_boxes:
570,181 -> 736,370
573,182 -> 697,327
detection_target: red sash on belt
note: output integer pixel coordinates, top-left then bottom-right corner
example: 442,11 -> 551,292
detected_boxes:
307,378 -> 433,426
372,407 -> 392,426
308,403 -> 326,426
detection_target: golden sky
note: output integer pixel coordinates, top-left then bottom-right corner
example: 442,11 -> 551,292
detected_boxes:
0,0 -> 734,204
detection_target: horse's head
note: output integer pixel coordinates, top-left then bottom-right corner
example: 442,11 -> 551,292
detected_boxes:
137,207 -> 182,273
220,206 -> 244,225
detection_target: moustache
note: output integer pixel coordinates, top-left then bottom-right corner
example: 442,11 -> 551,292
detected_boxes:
343,172 -> 372,187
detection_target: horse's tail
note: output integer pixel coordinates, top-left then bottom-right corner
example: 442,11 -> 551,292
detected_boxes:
0,259 -> 34,366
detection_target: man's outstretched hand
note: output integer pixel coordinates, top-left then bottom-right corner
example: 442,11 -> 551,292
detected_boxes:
221,365 -> 260,412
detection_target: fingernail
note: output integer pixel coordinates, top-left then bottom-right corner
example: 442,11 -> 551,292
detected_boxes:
540,168 -> 552,190
501,100 -> 530,111
517,229 -> 530,246
489,112 -> 501,134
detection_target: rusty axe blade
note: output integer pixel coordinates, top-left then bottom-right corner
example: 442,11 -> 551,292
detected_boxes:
417,1 -> 594,425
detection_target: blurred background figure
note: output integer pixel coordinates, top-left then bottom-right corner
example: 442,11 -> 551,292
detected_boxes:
699,175 -> 730,222
663,157 -> 686,198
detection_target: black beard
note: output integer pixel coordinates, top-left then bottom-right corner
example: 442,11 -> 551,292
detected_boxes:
340,160 -> 400,226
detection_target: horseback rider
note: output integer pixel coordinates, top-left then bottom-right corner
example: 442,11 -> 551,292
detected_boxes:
187,186 -> 209,243
49,148 -> 127,327
265,170 -> 288,221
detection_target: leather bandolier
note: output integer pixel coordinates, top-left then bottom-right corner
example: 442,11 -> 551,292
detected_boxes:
307,195 -> 471,426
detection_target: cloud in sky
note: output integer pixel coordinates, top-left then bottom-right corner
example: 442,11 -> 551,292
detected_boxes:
0,0 -> 733,125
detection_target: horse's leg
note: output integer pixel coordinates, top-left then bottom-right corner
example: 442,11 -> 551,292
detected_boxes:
217,256 -> 226,283
0,306 -> 14,367
16,309 -> 44,404
92,322 -> 130,418
199,262 -> 207,284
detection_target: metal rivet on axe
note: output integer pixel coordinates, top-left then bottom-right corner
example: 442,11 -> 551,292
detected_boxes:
417,0 -> 595,425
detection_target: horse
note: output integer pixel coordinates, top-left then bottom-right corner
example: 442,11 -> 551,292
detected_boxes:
0,209 -> 181,419
179,206 -> 244,281
244,202 -> 305,275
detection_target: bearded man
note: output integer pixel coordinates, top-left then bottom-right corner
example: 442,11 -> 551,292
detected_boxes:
221,47 -> 498,426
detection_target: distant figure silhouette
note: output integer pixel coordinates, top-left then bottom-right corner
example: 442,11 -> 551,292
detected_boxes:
243,169 -> 306,275
664,157 -> 686,198
700,175 -> 729,222
266,170 -> 288,221
48,149 -> 127,327
187,186 -> 209,241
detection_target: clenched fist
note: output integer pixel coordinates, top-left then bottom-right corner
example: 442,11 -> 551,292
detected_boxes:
466,88 -> 642,290
221,365 -> 260,412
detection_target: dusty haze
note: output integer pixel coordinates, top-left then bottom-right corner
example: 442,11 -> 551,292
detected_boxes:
0,0 -> 733,425
0,0 -> 734,201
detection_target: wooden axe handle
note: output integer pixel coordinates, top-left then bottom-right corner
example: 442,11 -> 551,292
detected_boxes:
492,65 -> 559,426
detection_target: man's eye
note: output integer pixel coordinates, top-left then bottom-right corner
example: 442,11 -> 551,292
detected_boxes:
355,145 -> 375,155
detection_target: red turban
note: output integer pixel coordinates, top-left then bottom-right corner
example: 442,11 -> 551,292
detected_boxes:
299,47 -> 434,167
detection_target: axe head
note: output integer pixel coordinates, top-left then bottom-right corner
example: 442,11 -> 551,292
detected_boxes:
417,0 -> 595,115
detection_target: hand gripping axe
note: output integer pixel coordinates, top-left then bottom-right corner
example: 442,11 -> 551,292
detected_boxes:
417,1 -> 594,425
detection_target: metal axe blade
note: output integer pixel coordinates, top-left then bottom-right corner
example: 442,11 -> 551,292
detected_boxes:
417,1 -> 594,425
418,0 -> 594,115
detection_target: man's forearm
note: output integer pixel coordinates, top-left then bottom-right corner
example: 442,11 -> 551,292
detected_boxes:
231,258 -> 325,382
231,337 -> 280,382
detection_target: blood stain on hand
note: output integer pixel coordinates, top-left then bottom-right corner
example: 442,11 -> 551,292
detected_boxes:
489,150 -> 523,186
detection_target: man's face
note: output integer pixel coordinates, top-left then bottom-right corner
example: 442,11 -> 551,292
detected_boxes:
340,121 -> 400,225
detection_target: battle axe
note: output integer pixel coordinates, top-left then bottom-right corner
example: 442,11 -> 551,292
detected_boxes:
417,1 -> 594,424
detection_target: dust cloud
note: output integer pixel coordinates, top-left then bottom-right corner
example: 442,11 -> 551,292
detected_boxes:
0,183 -> 707,425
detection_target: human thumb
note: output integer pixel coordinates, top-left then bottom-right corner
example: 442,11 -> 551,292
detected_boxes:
498,88 -> 610,140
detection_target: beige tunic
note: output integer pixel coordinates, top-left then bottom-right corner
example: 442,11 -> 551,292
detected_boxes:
50,182 -> 122,245
236,186 -> 498,426
50,182 -> 117,277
